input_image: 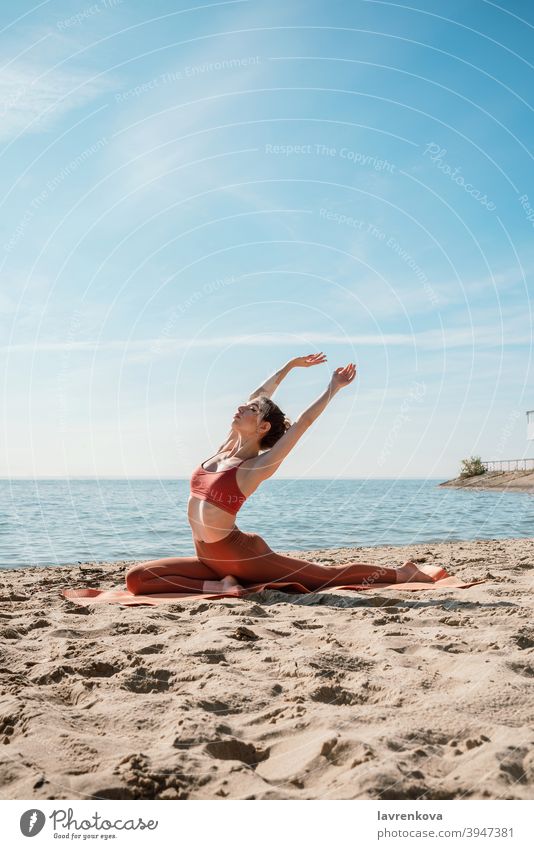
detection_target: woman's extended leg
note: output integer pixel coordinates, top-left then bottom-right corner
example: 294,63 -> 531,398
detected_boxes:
195,530 -> 438,590
224,539 -> 401,589
237,548 -> 437,588
125,556 -> 222,595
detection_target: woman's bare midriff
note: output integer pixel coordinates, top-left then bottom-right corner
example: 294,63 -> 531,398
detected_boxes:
188,459 -> 264,543
187,495 -> 239,544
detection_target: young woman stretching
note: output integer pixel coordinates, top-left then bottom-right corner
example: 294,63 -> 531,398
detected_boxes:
125,354 -> 440,597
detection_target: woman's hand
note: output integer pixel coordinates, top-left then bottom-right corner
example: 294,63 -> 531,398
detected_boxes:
291,352 -> 328,368
329,363 -> 357,391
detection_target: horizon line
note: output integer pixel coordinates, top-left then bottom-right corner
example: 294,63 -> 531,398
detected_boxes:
1,475 -> 449,481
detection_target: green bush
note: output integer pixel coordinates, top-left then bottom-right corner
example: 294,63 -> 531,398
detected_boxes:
459,455 -> 486,478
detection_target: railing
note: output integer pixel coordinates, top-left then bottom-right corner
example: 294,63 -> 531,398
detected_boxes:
482,458 -> 534,472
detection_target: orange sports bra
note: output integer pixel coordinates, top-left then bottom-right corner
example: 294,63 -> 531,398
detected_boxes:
189,453 -> 247,516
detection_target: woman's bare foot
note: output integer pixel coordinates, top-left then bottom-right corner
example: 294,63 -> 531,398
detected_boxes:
396,561 -> 436,584
221,575 -> 244,594
202,575 -> 244,594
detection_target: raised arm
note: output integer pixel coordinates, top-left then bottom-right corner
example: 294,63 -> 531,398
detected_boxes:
250,363 -> 357,478
247,352 -> 327,400
216,353 -> 328,454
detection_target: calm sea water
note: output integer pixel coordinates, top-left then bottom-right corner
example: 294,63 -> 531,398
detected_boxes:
0,478 -> 532,570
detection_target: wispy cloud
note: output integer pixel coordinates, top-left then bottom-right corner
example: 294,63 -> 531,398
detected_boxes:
0,60 -> 114,142
2,324 -> 531,358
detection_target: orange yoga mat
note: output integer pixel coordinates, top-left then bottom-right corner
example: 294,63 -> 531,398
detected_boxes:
61,567 -> 485,607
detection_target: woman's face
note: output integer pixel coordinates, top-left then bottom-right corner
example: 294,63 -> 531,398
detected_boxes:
232,398 -> 269,441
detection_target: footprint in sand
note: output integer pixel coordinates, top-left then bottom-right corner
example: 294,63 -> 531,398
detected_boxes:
74,660 -> 119,678
0,698 -> 27,742
31,665 -> 76,685
0,592 -> 29,602
0,626 -> 26,640
512,627 -> 534,650
308,652 -> 373,676
190,649 -> 227,664
228,626 -> 259,641
507,660 -> 534,679
292,620 -> 323,630
351,766 -> 439,800
112,622 -> 162,635
120,667 -> 174,693
433,641 -> 470,654
204,738 -> 268,766
386,739 -> 406,752
405,729 -> 450,746
388,643 -> 421,655
27,619 -> 50,631
198,699 -> 241,716
310,684 -> 366,706
64,605 -> 93,616
173,735 -> 205,750
497,746 -> 529,784
254,729 -> 341,782
136,643 -> 165,655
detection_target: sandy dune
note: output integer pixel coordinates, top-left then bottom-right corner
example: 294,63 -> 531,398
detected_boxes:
0,536 -> 533,801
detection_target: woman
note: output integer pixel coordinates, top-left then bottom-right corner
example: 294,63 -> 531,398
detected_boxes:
125,353 -> 438,597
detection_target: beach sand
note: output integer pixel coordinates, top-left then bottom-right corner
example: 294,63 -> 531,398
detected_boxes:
1,536 -> 533,801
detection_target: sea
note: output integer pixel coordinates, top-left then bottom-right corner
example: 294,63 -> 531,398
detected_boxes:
0,478 -> 532,570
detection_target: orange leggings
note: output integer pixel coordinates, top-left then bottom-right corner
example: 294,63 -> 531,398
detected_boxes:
125,526 -> 399,594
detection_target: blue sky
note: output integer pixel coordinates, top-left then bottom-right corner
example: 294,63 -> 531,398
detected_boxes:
1,0 -> 533,479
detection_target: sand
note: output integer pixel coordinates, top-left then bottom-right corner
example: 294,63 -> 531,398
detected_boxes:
440,470 -> 534,491
0,536 -> 533,801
